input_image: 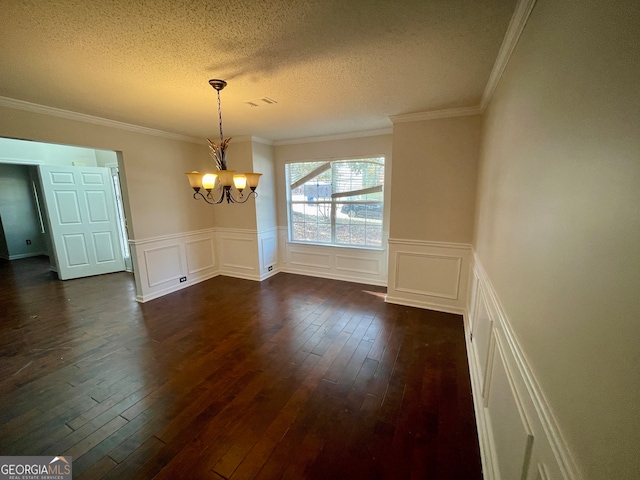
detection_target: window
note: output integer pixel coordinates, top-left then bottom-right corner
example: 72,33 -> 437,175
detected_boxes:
286,157 -> 385,248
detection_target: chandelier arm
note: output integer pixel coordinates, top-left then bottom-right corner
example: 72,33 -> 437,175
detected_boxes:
226,189 -> 258,204
193,189 -> 225,204
192,188 -> 258,205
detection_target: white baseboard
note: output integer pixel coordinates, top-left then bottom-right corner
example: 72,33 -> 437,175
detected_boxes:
385,294 -> 465,315
7,251 -> 48,260
258,267 -> 280,281
136,271 -> 219,303
216,270 -> 261,282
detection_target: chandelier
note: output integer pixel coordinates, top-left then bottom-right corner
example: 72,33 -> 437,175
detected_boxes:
185,79 -> 261,204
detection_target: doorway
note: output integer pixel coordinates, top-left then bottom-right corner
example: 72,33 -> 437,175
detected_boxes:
0,137 -> 131,279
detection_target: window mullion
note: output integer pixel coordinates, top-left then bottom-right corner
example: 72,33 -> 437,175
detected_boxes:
330,161 -> 335,244
331,201 -> 336,244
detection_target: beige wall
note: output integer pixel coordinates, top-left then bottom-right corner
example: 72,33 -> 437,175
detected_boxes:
252,141 -> 277,233
390,116 -> 480,243
274,134 -> 393,230
0,106 -> 214,239
474,0 -> 640,478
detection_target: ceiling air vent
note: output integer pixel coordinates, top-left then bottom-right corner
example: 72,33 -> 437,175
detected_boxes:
245,97 -> 277,107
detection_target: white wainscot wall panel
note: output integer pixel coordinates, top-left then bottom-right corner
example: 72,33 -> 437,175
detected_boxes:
466,255 -> 578,480
472,286 -> 494,400
394,252 -> 461,298
130,229 -> 218,302
335,254 -> 380,276
258,228 -> 278,280
144,244 -> 182,287
185,237 -> 216,275
386,239 -> 471,314
486,336 -> 534,480
217,229 -> 260,280
279,227 -> 388,286
289,250 -> 331,269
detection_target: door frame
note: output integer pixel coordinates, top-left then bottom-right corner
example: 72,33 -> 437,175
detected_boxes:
104,162 -> 132,271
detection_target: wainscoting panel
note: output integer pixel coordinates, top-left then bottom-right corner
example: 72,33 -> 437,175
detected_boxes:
386,239 -> 471,314
185,237 -> 215,275
394,252 -> 461,298
486,336 -> 534,480
130,229 -> 218,302
279,227 -> 388,286
289,250 -> 331,269
258,228 -> 278,280
335,254 -> 380,275
217,229 -> 260,280
144,244 -> 182,288
466,254 -> 579,480
472,286 -> 494,396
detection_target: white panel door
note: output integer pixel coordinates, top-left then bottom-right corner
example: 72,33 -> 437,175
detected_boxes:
39,165 -> 125,280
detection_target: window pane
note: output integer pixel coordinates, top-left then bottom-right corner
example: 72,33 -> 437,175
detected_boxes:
290,202 -> 331,244
336,224 -> 350,244
287,162 -> 327,186
318,223 -> 331,242
365,224 -> 382,246
333,159 -> 384,201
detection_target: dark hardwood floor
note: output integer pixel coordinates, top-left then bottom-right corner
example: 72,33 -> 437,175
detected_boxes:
0,256 -> 481,479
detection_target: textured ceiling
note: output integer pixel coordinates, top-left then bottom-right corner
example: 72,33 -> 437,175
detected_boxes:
1,0 -> 517,141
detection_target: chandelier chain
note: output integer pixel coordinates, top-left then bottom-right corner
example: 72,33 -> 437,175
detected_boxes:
217,89 -> 224,143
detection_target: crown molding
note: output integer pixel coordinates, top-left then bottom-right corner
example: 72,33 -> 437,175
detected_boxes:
273,128 -> 392,146
481,0 -> 538,109
250,136 -> 274,146
0,96 -> 203,144
390,106 -> 482,124
232,135 -> 274,146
